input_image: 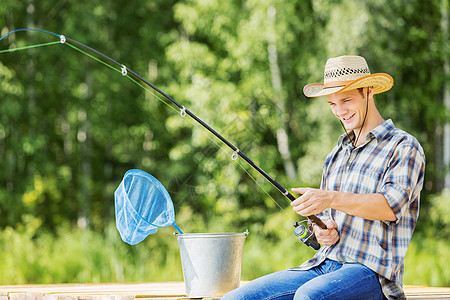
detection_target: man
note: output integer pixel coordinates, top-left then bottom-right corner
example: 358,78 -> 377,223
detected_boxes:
221,55 -> 425,299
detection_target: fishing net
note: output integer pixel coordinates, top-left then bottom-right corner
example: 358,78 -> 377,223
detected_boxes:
114,169 -> 183,245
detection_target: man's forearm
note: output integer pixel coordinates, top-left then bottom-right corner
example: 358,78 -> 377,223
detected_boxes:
330,191 -> 396,221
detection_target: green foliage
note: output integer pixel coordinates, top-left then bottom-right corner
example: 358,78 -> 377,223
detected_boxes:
404,237 -> 450,287
0,222 -> 183,283
0,220 -> 448,287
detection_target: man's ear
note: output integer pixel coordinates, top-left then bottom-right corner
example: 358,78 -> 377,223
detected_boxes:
366,87 -> 375,101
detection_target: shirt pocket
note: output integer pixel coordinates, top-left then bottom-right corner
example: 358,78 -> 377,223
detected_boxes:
348,164 -> 386,193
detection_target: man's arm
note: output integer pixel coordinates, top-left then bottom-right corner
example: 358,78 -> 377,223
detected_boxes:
291,187 -> 397,221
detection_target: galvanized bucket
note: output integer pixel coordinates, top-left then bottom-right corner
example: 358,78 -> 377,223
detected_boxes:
176,232 -> 248,298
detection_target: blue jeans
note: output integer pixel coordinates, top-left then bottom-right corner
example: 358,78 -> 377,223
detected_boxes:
221,259 -> 386,300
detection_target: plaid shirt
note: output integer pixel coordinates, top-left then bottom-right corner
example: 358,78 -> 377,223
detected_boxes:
297,119 -> 425,300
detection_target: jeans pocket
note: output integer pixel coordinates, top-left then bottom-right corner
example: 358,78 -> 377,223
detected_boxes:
326,259 -> 343,273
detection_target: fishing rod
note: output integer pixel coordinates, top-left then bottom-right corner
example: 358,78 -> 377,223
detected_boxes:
0,28 -> 326,232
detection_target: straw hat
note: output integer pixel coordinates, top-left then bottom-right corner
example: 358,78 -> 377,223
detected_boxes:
303,55 -> 394,97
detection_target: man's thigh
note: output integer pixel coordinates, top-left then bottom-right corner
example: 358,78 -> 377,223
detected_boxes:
293,263 -> 385,300
221,269 -> 318,300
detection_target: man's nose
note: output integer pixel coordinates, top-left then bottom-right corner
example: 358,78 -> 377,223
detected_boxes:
335,104 -> 346,117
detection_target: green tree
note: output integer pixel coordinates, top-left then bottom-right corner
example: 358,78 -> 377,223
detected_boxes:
362,0 -> 449,233
0,0 -> 180,230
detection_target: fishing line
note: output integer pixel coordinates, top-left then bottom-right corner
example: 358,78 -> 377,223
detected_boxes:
235,160 -> 290,216
67,42 -> 278,209
1,30 -> 294,220
65,42 -> 123,75
0,41 -> 60,53
117,63 -> 289,216
0,28 -> 322,228
1,37 -> 282,211
141,88 -> 286,213
65,40 -> 287,212
64,43 -> 241,206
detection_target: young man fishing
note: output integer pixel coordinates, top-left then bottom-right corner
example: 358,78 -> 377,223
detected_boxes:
221,55 -> 425,300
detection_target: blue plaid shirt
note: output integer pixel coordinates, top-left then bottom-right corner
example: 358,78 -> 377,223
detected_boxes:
297,119 -> 425,299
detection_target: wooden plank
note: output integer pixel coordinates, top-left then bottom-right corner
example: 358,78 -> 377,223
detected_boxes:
42,296 -> 78,300
404,285 -> 450,299
0,283 -> 206,300
0,283 -> 448,300
8,293 -> 27,300
0,283 -> 185,297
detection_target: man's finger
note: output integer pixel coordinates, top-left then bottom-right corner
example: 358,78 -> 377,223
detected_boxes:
291,187 -> 309,194
325,219 -> 338,230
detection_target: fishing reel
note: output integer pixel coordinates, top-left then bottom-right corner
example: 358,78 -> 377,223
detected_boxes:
293,221 -> 321,250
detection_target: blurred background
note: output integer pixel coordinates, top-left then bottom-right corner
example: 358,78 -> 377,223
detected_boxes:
0,0 -> 448,287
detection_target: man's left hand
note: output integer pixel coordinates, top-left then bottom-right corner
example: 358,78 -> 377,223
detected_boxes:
291,187 -> 333,216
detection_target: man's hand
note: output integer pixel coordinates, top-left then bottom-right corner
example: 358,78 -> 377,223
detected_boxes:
314,219 -> 339,246
291,187 -> 333,216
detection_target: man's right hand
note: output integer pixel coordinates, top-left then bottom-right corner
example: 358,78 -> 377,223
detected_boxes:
314,219 -> 339,246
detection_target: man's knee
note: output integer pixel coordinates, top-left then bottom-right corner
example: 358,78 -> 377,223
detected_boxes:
221,286 -> 264,300
221,288 -> 244,300
293,286 -> 323,300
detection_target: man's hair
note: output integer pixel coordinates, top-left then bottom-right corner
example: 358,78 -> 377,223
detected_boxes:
357,87 -> 365,97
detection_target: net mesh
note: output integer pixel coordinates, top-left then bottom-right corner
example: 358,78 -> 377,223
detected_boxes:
114,169 -> 181,245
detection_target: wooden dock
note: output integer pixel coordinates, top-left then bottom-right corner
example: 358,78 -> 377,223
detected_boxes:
0,282 -> 449,300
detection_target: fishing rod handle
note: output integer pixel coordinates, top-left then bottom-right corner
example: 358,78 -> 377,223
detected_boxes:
285,192 -> 327,229
307,215 -> 327,230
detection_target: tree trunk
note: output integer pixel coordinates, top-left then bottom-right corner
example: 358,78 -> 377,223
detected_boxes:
267,6 -> 296,181
442,0 -> 450,190
26,0 -> 36,176
77,76 -> 93,229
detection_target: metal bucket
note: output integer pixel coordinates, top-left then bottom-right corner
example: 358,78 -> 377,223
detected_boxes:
176,232 -> 248,298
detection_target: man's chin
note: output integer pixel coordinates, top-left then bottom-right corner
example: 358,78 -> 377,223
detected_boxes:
343,122 -> 359,131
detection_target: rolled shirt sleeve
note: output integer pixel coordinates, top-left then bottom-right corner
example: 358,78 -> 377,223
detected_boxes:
380,141 -> 425,224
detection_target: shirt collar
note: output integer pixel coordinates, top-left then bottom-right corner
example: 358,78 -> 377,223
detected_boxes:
337,119 -> 395,148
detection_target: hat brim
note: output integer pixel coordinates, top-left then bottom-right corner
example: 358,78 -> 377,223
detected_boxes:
303,73 -> 394,98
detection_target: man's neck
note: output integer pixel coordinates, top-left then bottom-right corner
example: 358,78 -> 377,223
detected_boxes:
353,113 -> 385,147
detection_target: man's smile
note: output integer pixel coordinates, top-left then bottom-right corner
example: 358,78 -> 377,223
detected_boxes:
342,113 -> 355,121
